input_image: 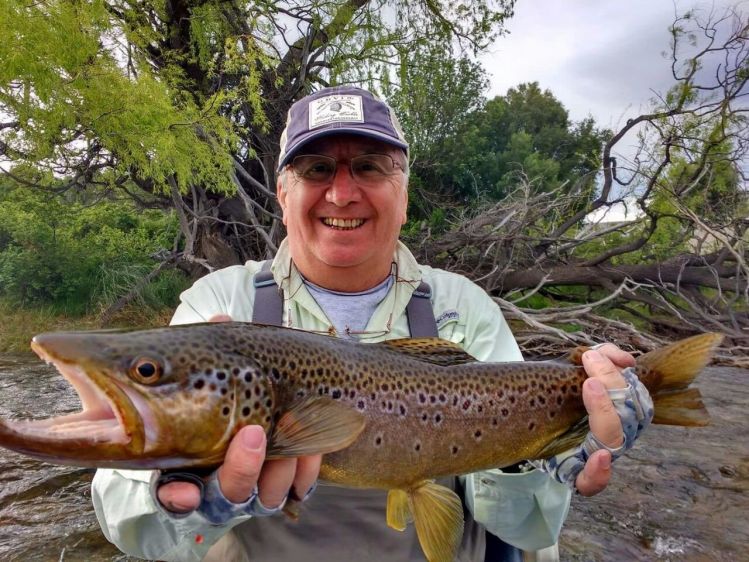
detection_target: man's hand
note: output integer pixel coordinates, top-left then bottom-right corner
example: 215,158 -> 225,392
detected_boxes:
157,314 -> 321,515
574,344 -> 636,496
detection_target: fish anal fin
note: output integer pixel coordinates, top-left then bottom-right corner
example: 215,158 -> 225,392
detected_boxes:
386,489 -> 412,532
653,388 -> 710,426
381,338 -> 477,366
534,417 -> 589,460
408,480 -> 464,562
266,397 -> 365,458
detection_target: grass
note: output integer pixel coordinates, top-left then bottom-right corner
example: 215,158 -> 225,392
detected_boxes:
0,299 -> 174,353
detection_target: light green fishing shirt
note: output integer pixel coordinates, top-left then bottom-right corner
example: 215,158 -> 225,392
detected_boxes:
91,239 -> 570,561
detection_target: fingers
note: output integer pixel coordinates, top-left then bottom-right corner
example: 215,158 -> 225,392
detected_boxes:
217,425 -> 267,503
157,480 -> 202,513
291,455 -> 322,500
575,450 -> 612,497
208,314 -> 233,323
590,343 -> 635,369
582,349 -> 627,389
257,458 -> 298,508
582,351 -> 625,449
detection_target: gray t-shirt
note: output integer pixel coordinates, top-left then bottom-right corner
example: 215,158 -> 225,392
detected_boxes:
304,275 -> 393,338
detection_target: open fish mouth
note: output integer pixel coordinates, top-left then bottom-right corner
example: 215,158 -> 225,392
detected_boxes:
0,337 -> 146,465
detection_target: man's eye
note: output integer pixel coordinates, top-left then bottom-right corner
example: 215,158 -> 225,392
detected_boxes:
305,162 -> 334,177
354,158 -> 387,176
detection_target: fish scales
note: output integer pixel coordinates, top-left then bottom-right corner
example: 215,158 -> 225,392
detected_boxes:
0,323 -> 722,562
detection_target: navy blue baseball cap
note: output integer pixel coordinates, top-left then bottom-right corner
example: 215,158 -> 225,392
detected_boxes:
277,86 -> 409,171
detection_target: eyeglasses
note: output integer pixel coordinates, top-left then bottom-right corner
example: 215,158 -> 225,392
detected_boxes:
290,154 -> 403,186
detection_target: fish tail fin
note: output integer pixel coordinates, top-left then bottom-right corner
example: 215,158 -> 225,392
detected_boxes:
637,333 -> 723,427
386,481 -> 464,562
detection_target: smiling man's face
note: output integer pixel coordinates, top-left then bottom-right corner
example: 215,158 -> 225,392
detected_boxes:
277,134 -> 408,291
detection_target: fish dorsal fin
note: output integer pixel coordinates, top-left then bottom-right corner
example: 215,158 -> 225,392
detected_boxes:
407,480 -> 464,562
386,489 -> 412,532
380,338 -> 477,366
266,396 -> 365,458
533,417 -> 590,460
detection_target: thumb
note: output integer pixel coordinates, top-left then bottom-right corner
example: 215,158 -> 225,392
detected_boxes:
216,425 -> 267,503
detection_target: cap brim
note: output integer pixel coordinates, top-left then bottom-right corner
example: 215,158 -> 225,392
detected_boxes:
278,128 -> 408,171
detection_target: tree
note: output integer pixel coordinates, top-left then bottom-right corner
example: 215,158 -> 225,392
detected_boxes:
404,8 -> 748,365
0,0 -> 516,275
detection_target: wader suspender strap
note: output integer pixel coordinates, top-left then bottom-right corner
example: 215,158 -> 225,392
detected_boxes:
405,282 -> 438,337
252,261 -> 284,325
251,261 -> 438,337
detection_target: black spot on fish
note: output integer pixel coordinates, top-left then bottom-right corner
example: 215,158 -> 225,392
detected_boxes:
265,398 -> 272,408
194,379 -> 205,390
245,390 -> 252,399
492,418 -> 498,426
381,383 -> 389,391
289,361 -> 296,370
375,436 -> 382,446
474,429 -> 482,439
242,407 -> 250,417
421,413 -> 428,422
570,384 -> 578,394
419,393 -> 427,404
399,404 -> 406,416
221,388 -> 228,396
209,383 -> 217,392
509,395 -> 516,404
556,395 -> 563,406
451,446 -> 459,455
538,396 -> 546,405
222,406 -> 230,416
434,413 -> 443,424
528,421 -> 536,431
462,400 -> 471,411
217,372 -> 227,381
530,398 -> 535,407
349,390 -> 356,399
430,395 -> 437,404
357,400 -> 365,410
271,368 -> 281,381
415,442 -> 421,452
501,408 -> 509,417
332,389 -> 342,399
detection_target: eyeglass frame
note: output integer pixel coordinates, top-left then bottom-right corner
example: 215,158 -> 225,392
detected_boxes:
286,153 -> 406,186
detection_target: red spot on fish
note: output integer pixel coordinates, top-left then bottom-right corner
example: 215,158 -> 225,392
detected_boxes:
195,534 -> 204,544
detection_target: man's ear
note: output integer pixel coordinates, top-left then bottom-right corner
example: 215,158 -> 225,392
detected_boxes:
277,175 -> 288,225
401,182 -> 409,225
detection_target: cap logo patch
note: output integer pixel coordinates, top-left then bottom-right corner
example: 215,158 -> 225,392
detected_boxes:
309,95 -> 364,129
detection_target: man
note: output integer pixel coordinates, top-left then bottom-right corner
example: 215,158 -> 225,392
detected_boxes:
92,86 -> 645,561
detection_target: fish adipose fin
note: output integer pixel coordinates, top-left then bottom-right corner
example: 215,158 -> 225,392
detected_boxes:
266,397 -> 366,458
637,332 -> 723,426
380,338 -> 478,366
386,481 -> 464,562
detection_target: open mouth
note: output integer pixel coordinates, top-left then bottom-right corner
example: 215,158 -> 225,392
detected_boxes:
321,217 -> 366,230
0,341 -> 142,465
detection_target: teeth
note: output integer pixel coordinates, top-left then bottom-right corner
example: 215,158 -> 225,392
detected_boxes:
322,218 -> 365,229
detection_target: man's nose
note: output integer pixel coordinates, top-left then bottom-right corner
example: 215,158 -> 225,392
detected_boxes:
325,165 -> 361,206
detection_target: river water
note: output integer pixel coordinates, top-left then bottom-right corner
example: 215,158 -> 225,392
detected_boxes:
0,353 -> 746,561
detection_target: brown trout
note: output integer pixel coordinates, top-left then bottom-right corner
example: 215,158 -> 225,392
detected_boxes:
0,324 -> 722,562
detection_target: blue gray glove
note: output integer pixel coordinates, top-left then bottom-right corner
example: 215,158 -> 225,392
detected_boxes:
534,366 -> 654,488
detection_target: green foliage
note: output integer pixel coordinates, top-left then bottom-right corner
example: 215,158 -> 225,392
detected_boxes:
0,178 -> 184,313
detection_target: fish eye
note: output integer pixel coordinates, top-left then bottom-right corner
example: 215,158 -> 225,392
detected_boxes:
129,357 -> 164,384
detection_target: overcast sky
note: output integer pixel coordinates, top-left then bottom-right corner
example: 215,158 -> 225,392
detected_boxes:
479,0 -> 743,129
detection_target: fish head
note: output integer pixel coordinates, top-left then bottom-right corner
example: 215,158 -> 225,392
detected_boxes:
1,323 -> 272,469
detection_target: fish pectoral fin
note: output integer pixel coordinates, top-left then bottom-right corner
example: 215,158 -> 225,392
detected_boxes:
266,396 -> 366,458
407,480 -> 464,562
380,338 -> 477,366
534,417 -> 590,460
386,489 -> 412,531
